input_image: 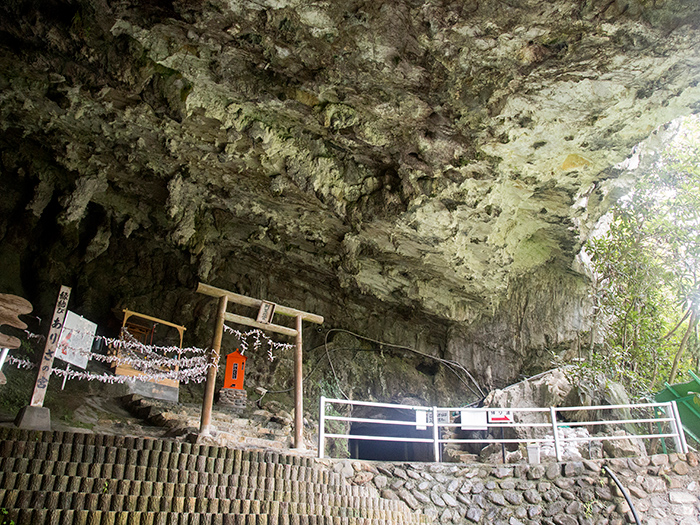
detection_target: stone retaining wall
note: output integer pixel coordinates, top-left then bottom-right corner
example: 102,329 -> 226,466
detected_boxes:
4,425 -> 700,524
0,428 -> 429,524
329,453 -> 700,524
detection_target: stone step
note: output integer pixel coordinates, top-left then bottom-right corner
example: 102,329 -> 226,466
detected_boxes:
0,453 -> 339,482
0,459 -> 327,489
122,398 -> 293,444
0,440 -> 337,483
219,433 -> 291,449
0,460 -> 366,498
0,434 -> 297,462
0,489 -> 414,520
0,477 -> 399,511
0,428 -> 304,461
0,473 -> 378,505
6,508 -> 430,525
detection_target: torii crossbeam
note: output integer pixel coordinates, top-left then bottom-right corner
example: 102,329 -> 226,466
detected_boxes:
196,282 -> 324,449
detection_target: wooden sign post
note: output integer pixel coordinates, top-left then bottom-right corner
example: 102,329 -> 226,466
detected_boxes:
30,285 -> 71,407
17,285 -> 71,430
196,282 -> 323,449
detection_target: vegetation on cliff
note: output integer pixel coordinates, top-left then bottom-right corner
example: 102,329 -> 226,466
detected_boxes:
584,117 -> 700,397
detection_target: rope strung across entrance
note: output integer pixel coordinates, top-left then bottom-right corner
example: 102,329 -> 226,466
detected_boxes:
5,353 -> 214,384
3,326 -> 297,384
6,355 -> 35,369
222,325 -> 295,361
50,363 -> 213,384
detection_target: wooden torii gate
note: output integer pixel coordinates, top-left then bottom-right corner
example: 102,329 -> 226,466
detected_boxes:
196,282 -> 323,449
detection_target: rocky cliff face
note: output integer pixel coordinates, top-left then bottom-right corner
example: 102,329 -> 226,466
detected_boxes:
2,0 -> 700,392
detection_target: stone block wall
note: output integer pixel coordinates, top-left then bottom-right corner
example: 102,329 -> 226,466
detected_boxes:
330,454 -> 700,524
3,424 -> 700,524
0,428 -> 429,525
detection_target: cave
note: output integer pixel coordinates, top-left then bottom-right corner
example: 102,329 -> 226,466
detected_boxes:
348,406 -> 435,462
349,421 -> 434,462
2,0 -> 700,412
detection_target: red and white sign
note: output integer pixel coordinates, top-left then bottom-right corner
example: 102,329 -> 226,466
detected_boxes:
487,409 -> 514,424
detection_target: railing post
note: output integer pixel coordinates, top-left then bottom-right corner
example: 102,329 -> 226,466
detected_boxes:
667,402 -> 682,454
432,406 -> 440,462
670,401 -> 688,454
318,396 -> 326,459
550,406 -> 562,462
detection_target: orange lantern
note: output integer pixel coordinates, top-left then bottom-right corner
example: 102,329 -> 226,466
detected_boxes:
224,350 -> 247,390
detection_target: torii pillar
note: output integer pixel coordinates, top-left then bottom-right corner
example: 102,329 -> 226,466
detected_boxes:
196,282 -> 323,449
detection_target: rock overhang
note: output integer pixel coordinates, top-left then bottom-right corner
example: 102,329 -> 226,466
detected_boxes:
1,0 -> 700,335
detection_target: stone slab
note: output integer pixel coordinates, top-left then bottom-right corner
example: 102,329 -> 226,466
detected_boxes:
15,405 -> 51,431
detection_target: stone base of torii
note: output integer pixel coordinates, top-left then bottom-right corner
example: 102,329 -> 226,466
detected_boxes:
195,283 -> 323,449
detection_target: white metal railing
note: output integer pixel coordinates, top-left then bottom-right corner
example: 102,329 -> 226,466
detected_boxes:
318,396 -> 688,462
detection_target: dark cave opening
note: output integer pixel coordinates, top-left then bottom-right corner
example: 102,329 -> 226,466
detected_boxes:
348,407 -> 434,462
415,359 -> 440,376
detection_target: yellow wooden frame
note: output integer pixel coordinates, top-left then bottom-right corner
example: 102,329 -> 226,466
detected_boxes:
121,309 -> 186,348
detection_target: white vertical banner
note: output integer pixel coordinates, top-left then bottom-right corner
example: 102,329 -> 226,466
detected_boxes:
57,310 -> 96,369
416,409 -> 427,431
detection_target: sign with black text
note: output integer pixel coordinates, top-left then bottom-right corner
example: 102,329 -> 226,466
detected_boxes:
487,409 -> 514,424
256,301 -> 276,324
30,285 -> 71,407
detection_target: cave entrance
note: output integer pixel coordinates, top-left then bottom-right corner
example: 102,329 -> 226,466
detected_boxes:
348,406 -> 434,462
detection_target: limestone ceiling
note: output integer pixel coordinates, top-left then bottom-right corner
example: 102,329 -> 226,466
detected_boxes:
2,0 -> 700,323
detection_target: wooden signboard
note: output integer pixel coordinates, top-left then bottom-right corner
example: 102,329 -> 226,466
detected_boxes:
256,301 -> 276,324
29,285 -> 71,407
